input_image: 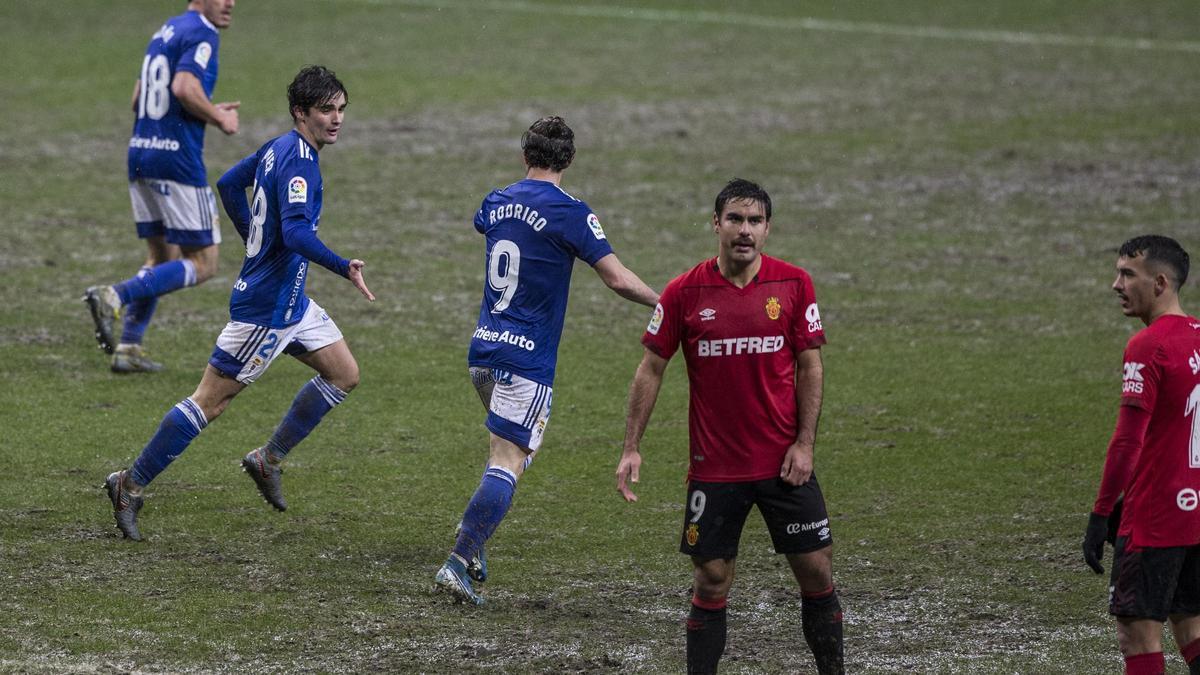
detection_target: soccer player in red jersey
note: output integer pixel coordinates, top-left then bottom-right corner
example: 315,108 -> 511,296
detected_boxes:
1084,235 -> 1200,675
617,179 -> 842,674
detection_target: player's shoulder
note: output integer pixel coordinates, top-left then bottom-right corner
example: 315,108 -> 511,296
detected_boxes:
757,254 -> 813,284
665,259 -> 719,293
272,132 -> 319,167
168,10 -> 219,42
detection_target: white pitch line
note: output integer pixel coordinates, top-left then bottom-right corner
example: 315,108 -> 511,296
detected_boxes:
355,0 -> 1200,55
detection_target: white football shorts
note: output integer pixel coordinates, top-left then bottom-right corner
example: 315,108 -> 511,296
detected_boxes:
209,301 -> 342,384
469,367 -> 553,452
130,178 -> 222,247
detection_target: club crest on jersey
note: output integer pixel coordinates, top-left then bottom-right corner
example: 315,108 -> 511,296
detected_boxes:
765,297 -> 782,320
587,213 -> 606,240
194,42 -> 213,69
647,303 -> 664,335
288,176 -> 308,204
686,523 -> 700,546
1122,361 -> 1145,394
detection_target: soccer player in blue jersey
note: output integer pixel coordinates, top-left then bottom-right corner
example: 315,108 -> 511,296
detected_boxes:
84,0 -> 240,374
434,116 -> 660,604
103,66 -> 374,541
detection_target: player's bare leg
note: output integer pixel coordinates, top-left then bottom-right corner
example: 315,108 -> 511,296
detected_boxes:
1117,618 -> 1167,673
1169,614 -> 1200,672
242,340 -> 358,511
787,546 -> 844,675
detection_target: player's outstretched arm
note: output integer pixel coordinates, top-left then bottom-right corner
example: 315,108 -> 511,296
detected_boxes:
782,347 -> 824,486
617,348 -> 669,502
171,71 -> 239,135
347,260 -> 375,302
593,254 -> 660,307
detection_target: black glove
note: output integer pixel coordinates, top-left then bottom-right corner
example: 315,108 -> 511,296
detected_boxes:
1083,512 -> 1109,574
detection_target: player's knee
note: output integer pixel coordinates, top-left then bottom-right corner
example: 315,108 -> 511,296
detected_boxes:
336,366 -> 359,393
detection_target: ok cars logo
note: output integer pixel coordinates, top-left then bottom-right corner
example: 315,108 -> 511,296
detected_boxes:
1179,488 -> 1199,512
1122,362 -> 1145,394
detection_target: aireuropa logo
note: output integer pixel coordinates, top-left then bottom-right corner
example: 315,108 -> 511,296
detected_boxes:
1122,362 -> 1145,394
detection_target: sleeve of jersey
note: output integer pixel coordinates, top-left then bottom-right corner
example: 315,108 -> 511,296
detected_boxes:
1119,337 -> 1161,412
791,273 -> 827,350
473,203 -> 486,234
278,161 -> 349,278
1093,404 -> 1152,515
641,281 -> 681,360
175,33 -> 216,80
565,207 -> 614,265
282,215 -> 350,278
216,152 -> 258,243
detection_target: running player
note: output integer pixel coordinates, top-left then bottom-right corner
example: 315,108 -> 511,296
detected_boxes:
617,179 -> 844,674
1083,235 -> 1200,675
84,0 -> 240,373
103,66 -> 373,541
434,116 -> 659,604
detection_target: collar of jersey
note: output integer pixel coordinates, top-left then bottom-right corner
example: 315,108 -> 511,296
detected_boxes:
190,10 -> 218,32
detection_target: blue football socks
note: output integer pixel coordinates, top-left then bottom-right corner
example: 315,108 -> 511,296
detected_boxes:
113,259 -> 196,306
264,376 -> 347,460
120,266 -> 159,345
453,466 -> 518,562
129,397 -> 208,487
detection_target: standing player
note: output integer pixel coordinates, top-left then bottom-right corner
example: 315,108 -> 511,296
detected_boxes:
84,0 -> 240,373
434,116 -> 659,605
103,66 -> 374,541
1083,235 -> 1200,675
616,179 -> 844,674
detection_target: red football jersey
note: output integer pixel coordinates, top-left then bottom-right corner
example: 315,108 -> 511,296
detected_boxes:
1117,314 -> 1200,548
642,255 -> 826,482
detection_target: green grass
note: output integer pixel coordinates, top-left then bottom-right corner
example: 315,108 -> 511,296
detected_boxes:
3,0 -> 1200,671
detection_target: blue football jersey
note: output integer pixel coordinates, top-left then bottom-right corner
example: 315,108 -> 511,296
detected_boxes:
127,10 -> 220,186
228,131 -> 323,328
468,179 -> 614,385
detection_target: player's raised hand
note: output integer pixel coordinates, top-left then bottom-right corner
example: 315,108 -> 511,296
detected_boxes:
215,101 -> 240,135
781,441 -> 814,486
616,450 -> 641,502
347,259 -> 375,301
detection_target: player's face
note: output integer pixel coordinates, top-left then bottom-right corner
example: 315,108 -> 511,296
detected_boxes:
713,198 -> 770,264
195,0 -> 235,29
1112,254 -> 1159,319
295,93 -> 347,149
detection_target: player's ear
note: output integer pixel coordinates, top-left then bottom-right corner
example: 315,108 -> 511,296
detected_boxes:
711,212 -> 720,233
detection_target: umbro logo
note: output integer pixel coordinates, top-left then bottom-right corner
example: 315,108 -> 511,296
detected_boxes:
699,308 -> 716,321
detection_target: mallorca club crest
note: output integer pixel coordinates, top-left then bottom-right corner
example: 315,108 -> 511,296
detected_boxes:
765,296 -> 782,320
686,523 -> 700,547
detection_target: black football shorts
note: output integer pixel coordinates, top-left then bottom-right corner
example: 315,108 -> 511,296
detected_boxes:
680,475 -> 832,559
1109,537 -> 1200,621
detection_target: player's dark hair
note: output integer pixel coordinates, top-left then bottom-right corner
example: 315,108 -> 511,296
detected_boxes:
522,116 -> 575,172
288,65 -> 347,121
1119,235 -> 1190,289
714,178 -> 772,221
